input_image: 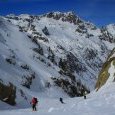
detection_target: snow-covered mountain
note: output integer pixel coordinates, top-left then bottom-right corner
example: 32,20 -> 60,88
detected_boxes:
0,11 -> 115,107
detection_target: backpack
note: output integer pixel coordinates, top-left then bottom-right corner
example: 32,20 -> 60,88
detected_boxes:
34,97 -> 38,104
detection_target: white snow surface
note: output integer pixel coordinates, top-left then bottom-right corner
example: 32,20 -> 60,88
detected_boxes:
1,81 -> 115,115
106,24 -> 115,36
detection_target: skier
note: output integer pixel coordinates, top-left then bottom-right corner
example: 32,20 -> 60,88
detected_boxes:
59,97 -> 65,104
83,91 -> 87,99
30,97 -> 38,111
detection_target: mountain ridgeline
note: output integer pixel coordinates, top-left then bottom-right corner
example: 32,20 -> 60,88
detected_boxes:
0,12 -> 115,105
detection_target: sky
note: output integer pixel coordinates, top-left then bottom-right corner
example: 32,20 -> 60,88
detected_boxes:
0,0 -> 115,27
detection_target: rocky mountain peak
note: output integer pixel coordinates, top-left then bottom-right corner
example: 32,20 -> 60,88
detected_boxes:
44,11 -> 83,25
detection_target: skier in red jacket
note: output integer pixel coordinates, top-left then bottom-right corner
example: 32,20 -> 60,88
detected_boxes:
30,97 -> 38,111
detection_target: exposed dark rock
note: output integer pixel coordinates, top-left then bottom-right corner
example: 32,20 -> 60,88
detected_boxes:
42,26 -> 50,36
21,73 -> 36,89
33,46 -> 44,56
99,27 -> 115,43
52,77 -> 89,97
38,36 -> 49,42
84,48 -> 97,60
20,89 -> 27,100
47,47 -> 56,64
0,82 -> 16,105
59,52 -> 86,74
20,64 -> 30,70
46,12 -> 83,25
6,58 -> 16,65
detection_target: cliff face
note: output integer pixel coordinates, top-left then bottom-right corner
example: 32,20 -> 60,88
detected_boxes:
0,82 -> 16,105
96,48 -> 115,90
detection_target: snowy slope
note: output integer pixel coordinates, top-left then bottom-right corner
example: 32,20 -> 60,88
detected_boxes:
0,48 -> 115,115
1,80 -> 115,115
0,16 -> 67,106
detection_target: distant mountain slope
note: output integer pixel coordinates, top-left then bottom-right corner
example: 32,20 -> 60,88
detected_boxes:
0,11 -> 114,106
